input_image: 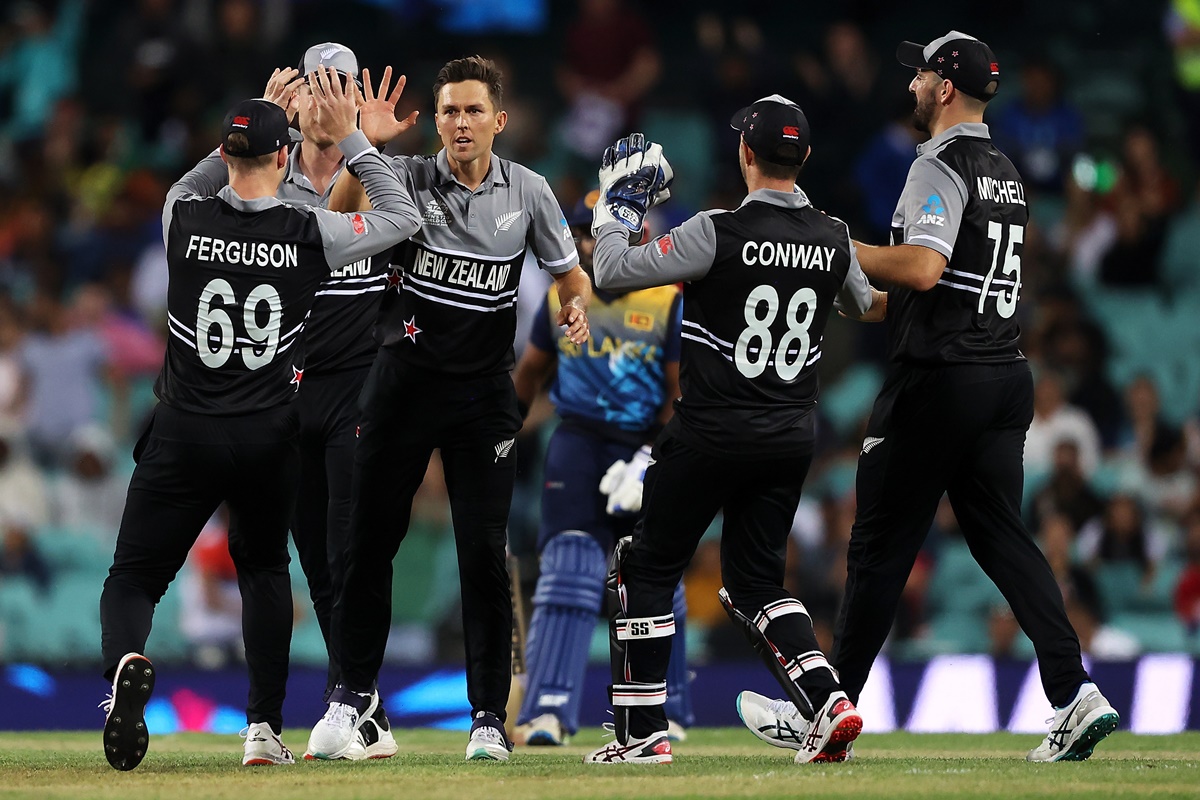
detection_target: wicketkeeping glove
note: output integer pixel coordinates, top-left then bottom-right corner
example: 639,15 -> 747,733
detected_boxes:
598,444 -> 654,516
592,133 -> 674,238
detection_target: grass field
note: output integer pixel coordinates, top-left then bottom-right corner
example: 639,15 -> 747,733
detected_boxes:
0,729 -> 1197,799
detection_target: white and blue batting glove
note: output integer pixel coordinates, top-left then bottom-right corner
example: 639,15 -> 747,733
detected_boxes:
592,133 -> 674,238
599,444 -> 654,516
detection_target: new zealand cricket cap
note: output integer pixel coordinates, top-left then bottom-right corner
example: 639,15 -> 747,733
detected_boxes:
300,42 -> 362,89
221,99 -> 303,157
730,94 -> 810,167
896,31 -> 1000,101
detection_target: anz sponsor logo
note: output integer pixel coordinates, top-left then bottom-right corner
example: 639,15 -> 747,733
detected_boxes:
915,194 -> 945,227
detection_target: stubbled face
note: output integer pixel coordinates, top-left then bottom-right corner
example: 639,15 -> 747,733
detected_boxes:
435,80 -> 505,166
909,69 -> 941,133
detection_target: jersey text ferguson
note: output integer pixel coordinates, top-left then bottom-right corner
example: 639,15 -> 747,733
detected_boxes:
185,235 -> 299,269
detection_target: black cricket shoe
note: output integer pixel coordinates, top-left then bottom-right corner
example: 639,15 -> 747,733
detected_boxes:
101,653 -> 155,771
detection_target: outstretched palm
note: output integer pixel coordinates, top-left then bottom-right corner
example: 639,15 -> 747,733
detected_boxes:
359,67 -> 420,148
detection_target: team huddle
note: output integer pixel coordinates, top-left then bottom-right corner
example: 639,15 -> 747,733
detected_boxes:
97,30 -> 1121,772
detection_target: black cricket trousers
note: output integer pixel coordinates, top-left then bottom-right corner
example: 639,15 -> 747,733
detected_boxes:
100,403 -> 298,731
832,361 -> 1090,708
337,351 -> 521,719
291,366 -> 369,699
619,420 -> 838,738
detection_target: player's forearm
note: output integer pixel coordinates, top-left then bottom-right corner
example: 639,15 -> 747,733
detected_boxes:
554,265 -> 592,314
328,144 -> 370,214
340,132 -> 420,239
853,241 -> 946,292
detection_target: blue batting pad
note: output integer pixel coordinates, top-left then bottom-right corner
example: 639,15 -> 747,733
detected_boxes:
518,531 -> 607,734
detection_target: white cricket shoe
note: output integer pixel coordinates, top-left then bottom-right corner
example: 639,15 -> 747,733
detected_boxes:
100,653 -> 155,771
305,730 -> 366,761
516,713 -> 565,746
666,720 -> 688,742
306,689 -> 379,760
583,730 -> 672,764
1027,682 -> 1119,762
465,712 -> 514,761
793,691 -> 862,764
736,691 -> 808,750
241,722 -> 295,766
360,713 -> 398,759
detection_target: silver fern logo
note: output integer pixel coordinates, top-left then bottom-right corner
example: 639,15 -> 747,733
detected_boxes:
494,211 -> 522,235
494,438 -> 515,462
861,436 -> 885,455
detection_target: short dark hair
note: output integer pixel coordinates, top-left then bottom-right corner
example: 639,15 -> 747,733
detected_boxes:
223,133 -> 277,170
755,155 -> 802,182
433,55 -> 504,112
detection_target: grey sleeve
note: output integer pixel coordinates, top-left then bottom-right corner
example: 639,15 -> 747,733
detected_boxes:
833,223 -> 873,317
592,214 -> 718,291
311,131 -> 422,269
896,156 -> 968,260
162,149 -> 229,246
526,176 -> 578,274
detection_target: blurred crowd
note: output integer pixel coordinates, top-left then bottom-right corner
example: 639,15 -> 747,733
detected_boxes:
1,0 -> 1199,668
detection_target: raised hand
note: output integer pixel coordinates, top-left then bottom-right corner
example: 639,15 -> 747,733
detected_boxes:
593,133 -> 674,235
263,67 -> 303,119
359,66 -> 420,148
309,65 -> 359,144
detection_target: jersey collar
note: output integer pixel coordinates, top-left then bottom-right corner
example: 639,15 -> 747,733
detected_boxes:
283,143 -> 344,199
917,122 -> 991,156
218,185 -> 286,212
739,186 -> 813,210
434,148 -> 511,190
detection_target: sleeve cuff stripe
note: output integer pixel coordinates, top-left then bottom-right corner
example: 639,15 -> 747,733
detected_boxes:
907,233 -> 953,253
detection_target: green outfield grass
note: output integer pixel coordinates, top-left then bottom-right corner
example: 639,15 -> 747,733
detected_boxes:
0,729 -> 1196,799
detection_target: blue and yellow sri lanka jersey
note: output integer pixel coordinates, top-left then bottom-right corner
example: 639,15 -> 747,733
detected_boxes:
529,286 -> 682,439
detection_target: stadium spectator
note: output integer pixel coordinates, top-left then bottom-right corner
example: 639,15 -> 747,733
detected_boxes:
991,59 -> 1084,196
1120,423 -> 1198,522
1029,440 -> 1105,532
557,0 -> 661,167
0,0 -> 86,145
50,422 -> 125,539
1025,370 -> 1103,478
179,513 -> 242,669
1040,513 -> 1140,659
1050,169 -> 1118,283
854,99 -> 921,242
1098,127 -> 1181,288
18,292 -> 110,467
1077,493 -> 1170,579
0,418 -> 48,528
1118,374 -> 1165,460
0,517 -> 51,593
1030,292 -> 1124,449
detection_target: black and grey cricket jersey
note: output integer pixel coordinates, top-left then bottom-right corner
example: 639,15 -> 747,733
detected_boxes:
158,131 -> 421,416
379,150 -> 578,376
593,188 -> 872,457
886,122 -> 1027,366
178,140 -> 398,374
